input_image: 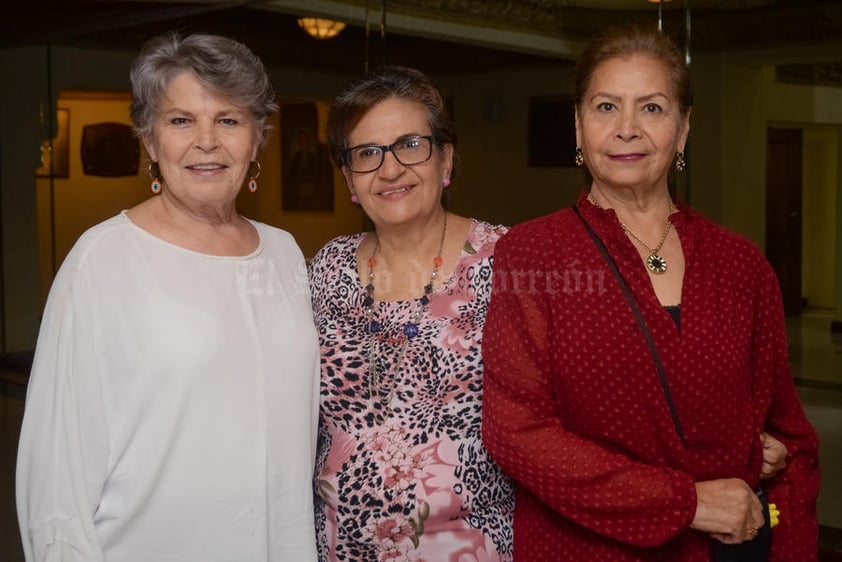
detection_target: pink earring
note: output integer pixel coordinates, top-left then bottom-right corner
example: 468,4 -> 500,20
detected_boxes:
148,161 -> 162,194
351,194 -> 359,204
443,178 -> 451,188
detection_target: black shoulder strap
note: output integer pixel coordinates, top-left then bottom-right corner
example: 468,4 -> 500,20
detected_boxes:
572,205 -> 686,445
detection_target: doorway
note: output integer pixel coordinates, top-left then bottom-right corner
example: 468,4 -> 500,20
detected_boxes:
765,127 -> 803,316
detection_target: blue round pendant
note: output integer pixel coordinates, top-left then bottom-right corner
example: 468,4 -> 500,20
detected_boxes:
403,322 -> 419,339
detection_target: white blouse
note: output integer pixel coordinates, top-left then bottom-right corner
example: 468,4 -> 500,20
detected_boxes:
17,211 -> 319,562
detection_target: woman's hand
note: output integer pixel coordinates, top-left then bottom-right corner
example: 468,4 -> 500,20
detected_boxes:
760,431 -> 788,480
690,479 -> 764,544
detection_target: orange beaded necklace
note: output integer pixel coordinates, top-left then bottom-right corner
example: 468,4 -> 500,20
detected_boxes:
362,214 -> 448,415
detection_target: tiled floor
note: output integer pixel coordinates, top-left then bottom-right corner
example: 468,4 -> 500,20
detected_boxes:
0,313 -> 840,561
789,310 -> 842,552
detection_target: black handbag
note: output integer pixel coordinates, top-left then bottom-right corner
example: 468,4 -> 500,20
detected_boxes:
712,488 -> 772,562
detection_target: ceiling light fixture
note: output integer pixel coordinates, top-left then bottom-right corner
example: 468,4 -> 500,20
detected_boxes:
297,17 -> 347,39
646,0 -> 672,3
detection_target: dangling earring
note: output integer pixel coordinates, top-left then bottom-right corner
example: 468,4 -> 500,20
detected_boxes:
443,178 -> 451,188
148,161 -> 162,194
248,161 -> 261,193
675,151 -> 686,172
351,194 -> 359,204
575,147 -> 584,167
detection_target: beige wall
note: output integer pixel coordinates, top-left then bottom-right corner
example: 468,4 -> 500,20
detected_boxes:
35,94 -> 376,302
689,57 -> 842,315
761,71 -> 842,312
37,94 -> 365,272
802,127 -> 837,309
718,62 -> 769,247
237,101 -> 364,259
439,65 -> 583,227
36,93 -> 151,306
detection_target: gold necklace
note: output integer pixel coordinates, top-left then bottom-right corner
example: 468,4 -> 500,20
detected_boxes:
589,193 -> 675,274
363,214 -> 448,416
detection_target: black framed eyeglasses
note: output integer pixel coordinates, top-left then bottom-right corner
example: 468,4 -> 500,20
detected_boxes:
342,135 -> 435,173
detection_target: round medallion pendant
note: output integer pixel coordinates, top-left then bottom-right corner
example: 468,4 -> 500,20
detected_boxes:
646,253 -> 668,274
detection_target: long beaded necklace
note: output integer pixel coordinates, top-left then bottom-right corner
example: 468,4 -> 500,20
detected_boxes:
363,214 -> 448,413
589,193 -> 676,274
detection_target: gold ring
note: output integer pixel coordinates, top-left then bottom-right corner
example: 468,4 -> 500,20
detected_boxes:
746,526 -> 759,537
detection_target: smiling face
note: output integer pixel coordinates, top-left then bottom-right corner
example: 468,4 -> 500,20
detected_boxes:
342,97 -> 453,229
575,54 -> 690,194
142,70 -> 259,210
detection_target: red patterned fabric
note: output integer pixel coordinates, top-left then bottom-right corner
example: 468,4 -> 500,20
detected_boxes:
482,194 -> 820,561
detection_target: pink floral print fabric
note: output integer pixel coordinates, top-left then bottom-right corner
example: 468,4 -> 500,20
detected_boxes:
309,220 -> 513,562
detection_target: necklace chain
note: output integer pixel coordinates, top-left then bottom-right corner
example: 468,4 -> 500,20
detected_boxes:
363,214 -> 448,415
620,219 -> 672,255
588,193 -> 675,274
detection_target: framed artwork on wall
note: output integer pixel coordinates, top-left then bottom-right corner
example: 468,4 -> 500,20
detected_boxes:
36,108 -> 70,178
81,122 -> 140,177
527,95 -> 577,168
281,102 -> 334,211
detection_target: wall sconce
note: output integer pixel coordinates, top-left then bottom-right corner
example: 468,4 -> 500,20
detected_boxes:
297,17 -> 347,39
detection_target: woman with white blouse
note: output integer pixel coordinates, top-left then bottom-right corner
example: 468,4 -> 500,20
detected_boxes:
16,32 -> 319,562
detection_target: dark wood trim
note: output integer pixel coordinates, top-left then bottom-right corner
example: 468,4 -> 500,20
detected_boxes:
0,352 -> 32,387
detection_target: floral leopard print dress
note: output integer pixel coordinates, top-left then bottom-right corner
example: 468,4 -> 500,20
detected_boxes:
309,219 -> 514,562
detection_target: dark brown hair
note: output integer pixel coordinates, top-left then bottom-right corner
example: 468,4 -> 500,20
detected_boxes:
326,65 -> 457,179
574,24 -> 693,117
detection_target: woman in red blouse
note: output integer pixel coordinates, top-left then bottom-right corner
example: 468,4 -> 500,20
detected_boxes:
482,24 -> 820,561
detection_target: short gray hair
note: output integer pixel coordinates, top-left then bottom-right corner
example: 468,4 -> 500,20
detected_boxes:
129,32 -> 278,147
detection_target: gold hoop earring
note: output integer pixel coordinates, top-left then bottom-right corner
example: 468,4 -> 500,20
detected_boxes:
248,161 -> 261,193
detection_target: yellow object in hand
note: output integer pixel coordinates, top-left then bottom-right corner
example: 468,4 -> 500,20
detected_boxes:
769,503 -> 780,528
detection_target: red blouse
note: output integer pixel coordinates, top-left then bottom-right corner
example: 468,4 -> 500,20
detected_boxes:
482,194 -> 820,561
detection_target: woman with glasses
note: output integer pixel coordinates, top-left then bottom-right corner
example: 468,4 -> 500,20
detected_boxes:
308,65 -> 514,560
